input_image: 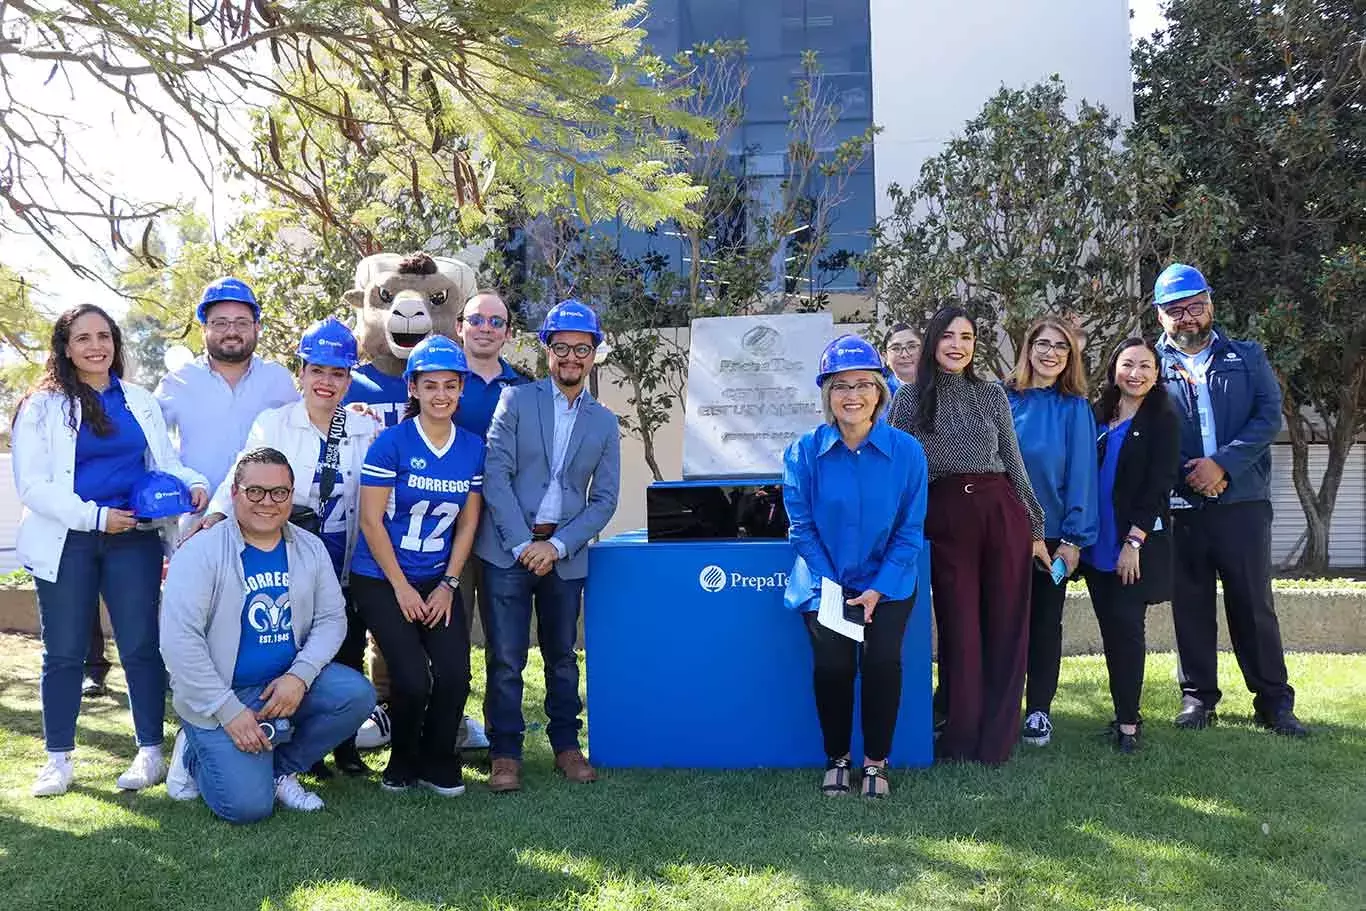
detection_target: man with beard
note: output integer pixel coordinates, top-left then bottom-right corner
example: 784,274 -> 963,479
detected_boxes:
475,300 -> 620,793
156,278 -> 299,496
1153,264 -> 1307,738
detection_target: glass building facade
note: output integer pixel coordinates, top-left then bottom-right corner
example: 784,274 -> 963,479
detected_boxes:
624,0 -> 876,292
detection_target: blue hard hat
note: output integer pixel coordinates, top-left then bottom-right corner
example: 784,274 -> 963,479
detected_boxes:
297,317 -> 359,369
816,335 -> 888,387
538,299 -> 603,346
403,334 -> 469,382
1153,263 -> 1211,307
197,277 -> 261,324
129,471 -> 195,520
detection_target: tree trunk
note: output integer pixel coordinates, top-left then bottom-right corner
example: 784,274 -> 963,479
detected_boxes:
1285,401 -> 1355,574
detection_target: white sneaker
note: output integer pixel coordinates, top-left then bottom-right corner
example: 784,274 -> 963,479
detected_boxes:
166,729 -> 199,801
1021,710 -> 1053,747
455,716 -> 489,751
274,774 -> 324,812
355,703 -> 391,749
117,748 -> 167,791
32,755 -> 74,797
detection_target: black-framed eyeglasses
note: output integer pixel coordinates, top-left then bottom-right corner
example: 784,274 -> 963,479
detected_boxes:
887,342 -> 921,355
1031,339 -> 1071,355
460,314 -> 507,329
828,380 -> 880,395
549,342 -> 595,359
206,317 -> 256,332
240,485 -> 292,504
1160,300 -> 1207,321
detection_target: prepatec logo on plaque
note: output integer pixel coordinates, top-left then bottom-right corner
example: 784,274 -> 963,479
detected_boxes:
698,565 -> 728,593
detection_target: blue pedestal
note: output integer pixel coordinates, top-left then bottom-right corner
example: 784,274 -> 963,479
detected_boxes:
584,532 -> 933,768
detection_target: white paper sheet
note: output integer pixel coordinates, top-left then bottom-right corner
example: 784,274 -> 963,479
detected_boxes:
816,576 -> 864,642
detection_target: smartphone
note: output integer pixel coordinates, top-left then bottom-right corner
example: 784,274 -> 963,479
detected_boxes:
1035,555 -> 1068,586
841,585 -> 867,626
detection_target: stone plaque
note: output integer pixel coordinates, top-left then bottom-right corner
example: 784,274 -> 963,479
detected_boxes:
682,313 -> 837,478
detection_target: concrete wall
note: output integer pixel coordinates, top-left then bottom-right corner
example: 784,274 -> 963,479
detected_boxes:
869,0 -> 1135,219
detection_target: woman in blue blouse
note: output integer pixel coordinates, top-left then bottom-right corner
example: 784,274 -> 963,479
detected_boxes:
1082,338 -> 1181,753
12,305 -> 208,797
782,335 -> 928,798
1005,317 -> 1098,747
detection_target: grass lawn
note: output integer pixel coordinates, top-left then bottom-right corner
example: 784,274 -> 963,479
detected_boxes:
0,633 -> 1362,911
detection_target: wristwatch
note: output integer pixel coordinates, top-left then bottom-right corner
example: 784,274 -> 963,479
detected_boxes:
1125,537 -> 1143,550
440,575 -> 460,590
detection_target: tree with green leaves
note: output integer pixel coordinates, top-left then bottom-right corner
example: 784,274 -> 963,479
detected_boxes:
1133,0 -> 1365,572
0,0 -> 708,288
864,76 -> 1236,386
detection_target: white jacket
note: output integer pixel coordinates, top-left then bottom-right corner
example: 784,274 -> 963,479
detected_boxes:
206,400 -> 380,584
13,383 -> 208,583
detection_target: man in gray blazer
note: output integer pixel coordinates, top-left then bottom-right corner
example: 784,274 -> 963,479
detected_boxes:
475,300 -> 621,793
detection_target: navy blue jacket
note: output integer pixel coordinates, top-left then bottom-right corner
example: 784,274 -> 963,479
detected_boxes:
1155,328 -> 1281,506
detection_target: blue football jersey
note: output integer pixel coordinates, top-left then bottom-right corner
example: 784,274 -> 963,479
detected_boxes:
350,420 -> 485,582
345,362 -> 410,428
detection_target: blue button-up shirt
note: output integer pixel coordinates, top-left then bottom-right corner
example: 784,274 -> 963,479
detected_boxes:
73,377 -> 150,509
1169,334 -> 1219,458
456,359 -> 529,440
781,421 -> 929,611
155,355 -> 299,492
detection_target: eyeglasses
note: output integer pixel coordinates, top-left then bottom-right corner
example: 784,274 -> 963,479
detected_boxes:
460,314 -> 507,329
240,485 -> 292,504
828,380 -> 880,395
1160,300 -> 1207,321
887,343 -> 921,355
1031,339 -> 1071,355
549,342 -> 595,359
206,318 -> 256,332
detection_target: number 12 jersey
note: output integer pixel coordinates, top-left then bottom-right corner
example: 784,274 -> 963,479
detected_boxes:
350,419 -> 486,582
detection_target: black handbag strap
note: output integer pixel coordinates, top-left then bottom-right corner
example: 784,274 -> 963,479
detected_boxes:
317,406 -> 347,503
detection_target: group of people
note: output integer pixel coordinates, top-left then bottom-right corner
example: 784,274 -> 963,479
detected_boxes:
786,263 -> 1307,798
14,279 -> 620,821
13,259 -> 1308,813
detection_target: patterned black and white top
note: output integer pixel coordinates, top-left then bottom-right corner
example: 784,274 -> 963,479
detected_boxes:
888,372 -> 1045,539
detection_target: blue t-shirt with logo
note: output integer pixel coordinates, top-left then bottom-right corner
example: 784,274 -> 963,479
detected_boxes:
344,362 -> 410,428
351,419 -> 485,582
311,439 -> 349,579
232,538 -> 296,688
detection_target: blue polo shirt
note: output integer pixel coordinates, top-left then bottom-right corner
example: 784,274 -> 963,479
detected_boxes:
73,377 -> 149,509
456,359 -> 529,439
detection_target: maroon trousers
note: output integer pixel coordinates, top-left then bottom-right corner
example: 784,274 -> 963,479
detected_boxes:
927,473 -> 1033,765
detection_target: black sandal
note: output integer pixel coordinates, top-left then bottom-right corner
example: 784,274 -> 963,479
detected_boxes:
821,757 -> 852,795
861,764 -> 889,799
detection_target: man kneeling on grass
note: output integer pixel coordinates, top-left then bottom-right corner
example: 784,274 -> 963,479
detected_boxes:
160,447 -> 376,823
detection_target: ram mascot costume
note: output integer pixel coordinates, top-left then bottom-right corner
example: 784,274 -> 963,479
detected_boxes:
343,251 -> 477,426
342,251 -> 482,752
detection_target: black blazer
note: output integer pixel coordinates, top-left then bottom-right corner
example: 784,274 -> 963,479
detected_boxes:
1093,391 -> 1181,603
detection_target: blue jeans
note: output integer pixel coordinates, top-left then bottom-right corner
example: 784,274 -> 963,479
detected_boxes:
480,560 -> 585,760
181,663 -> 375,824
35,529 -> 165,751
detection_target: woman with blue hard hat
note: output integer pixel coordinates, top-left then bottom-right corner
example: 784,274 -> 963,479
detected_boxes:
781,334 -> 929,798
197,316 -> 381,778
351,334 -> 486,796
11,304 -> 209,797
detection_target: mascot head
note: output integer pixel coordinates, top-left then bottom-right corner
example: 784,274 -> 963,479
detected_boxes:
344,251 -> 476,376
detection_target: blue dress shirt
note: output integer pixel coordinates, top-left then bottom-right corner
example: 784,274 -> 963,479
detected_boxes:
781,421 -> 929,611
73,377 -> 150,509
1005,386 -> 1099,546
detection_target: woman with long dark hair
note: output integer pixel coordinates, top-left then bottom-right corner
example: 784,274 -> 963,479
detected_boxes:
1082,338 -> 1181,753
13,305 -> 208,796
889,306 -> 1047,765
350,335 -> 484,796
1005,317 -> 1098,748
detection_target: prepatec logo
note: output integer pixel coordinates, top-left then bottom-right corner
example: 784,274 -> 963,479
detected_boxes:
698,565 -> 727,593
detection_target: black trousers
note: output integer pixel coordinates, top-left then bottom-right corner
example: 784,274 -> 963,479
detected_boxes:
803,595 -> 913,763
1082,565 -> 1148,724
352,575 -> 470,775
1024,538 -> 1067,715
85,612 -> 111,683
334,586 -> 369,676
1171,501 -> 1293,715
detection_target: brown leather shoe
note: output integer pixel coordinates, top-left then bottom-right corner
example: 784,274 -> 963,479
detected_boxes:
554,749 -> 598,784
488,758 -> 522,793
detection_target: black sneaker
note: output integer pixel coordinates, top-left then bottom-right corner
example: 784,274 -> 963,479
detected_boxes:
1021,710 -> 1053,746
81,676 -> 108,698
1114,727 -> 1140,754
1257,709 -> 1309,738
418,757 -> 465,798
381,759 -> 416,793
1174,700 -> 1216,730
